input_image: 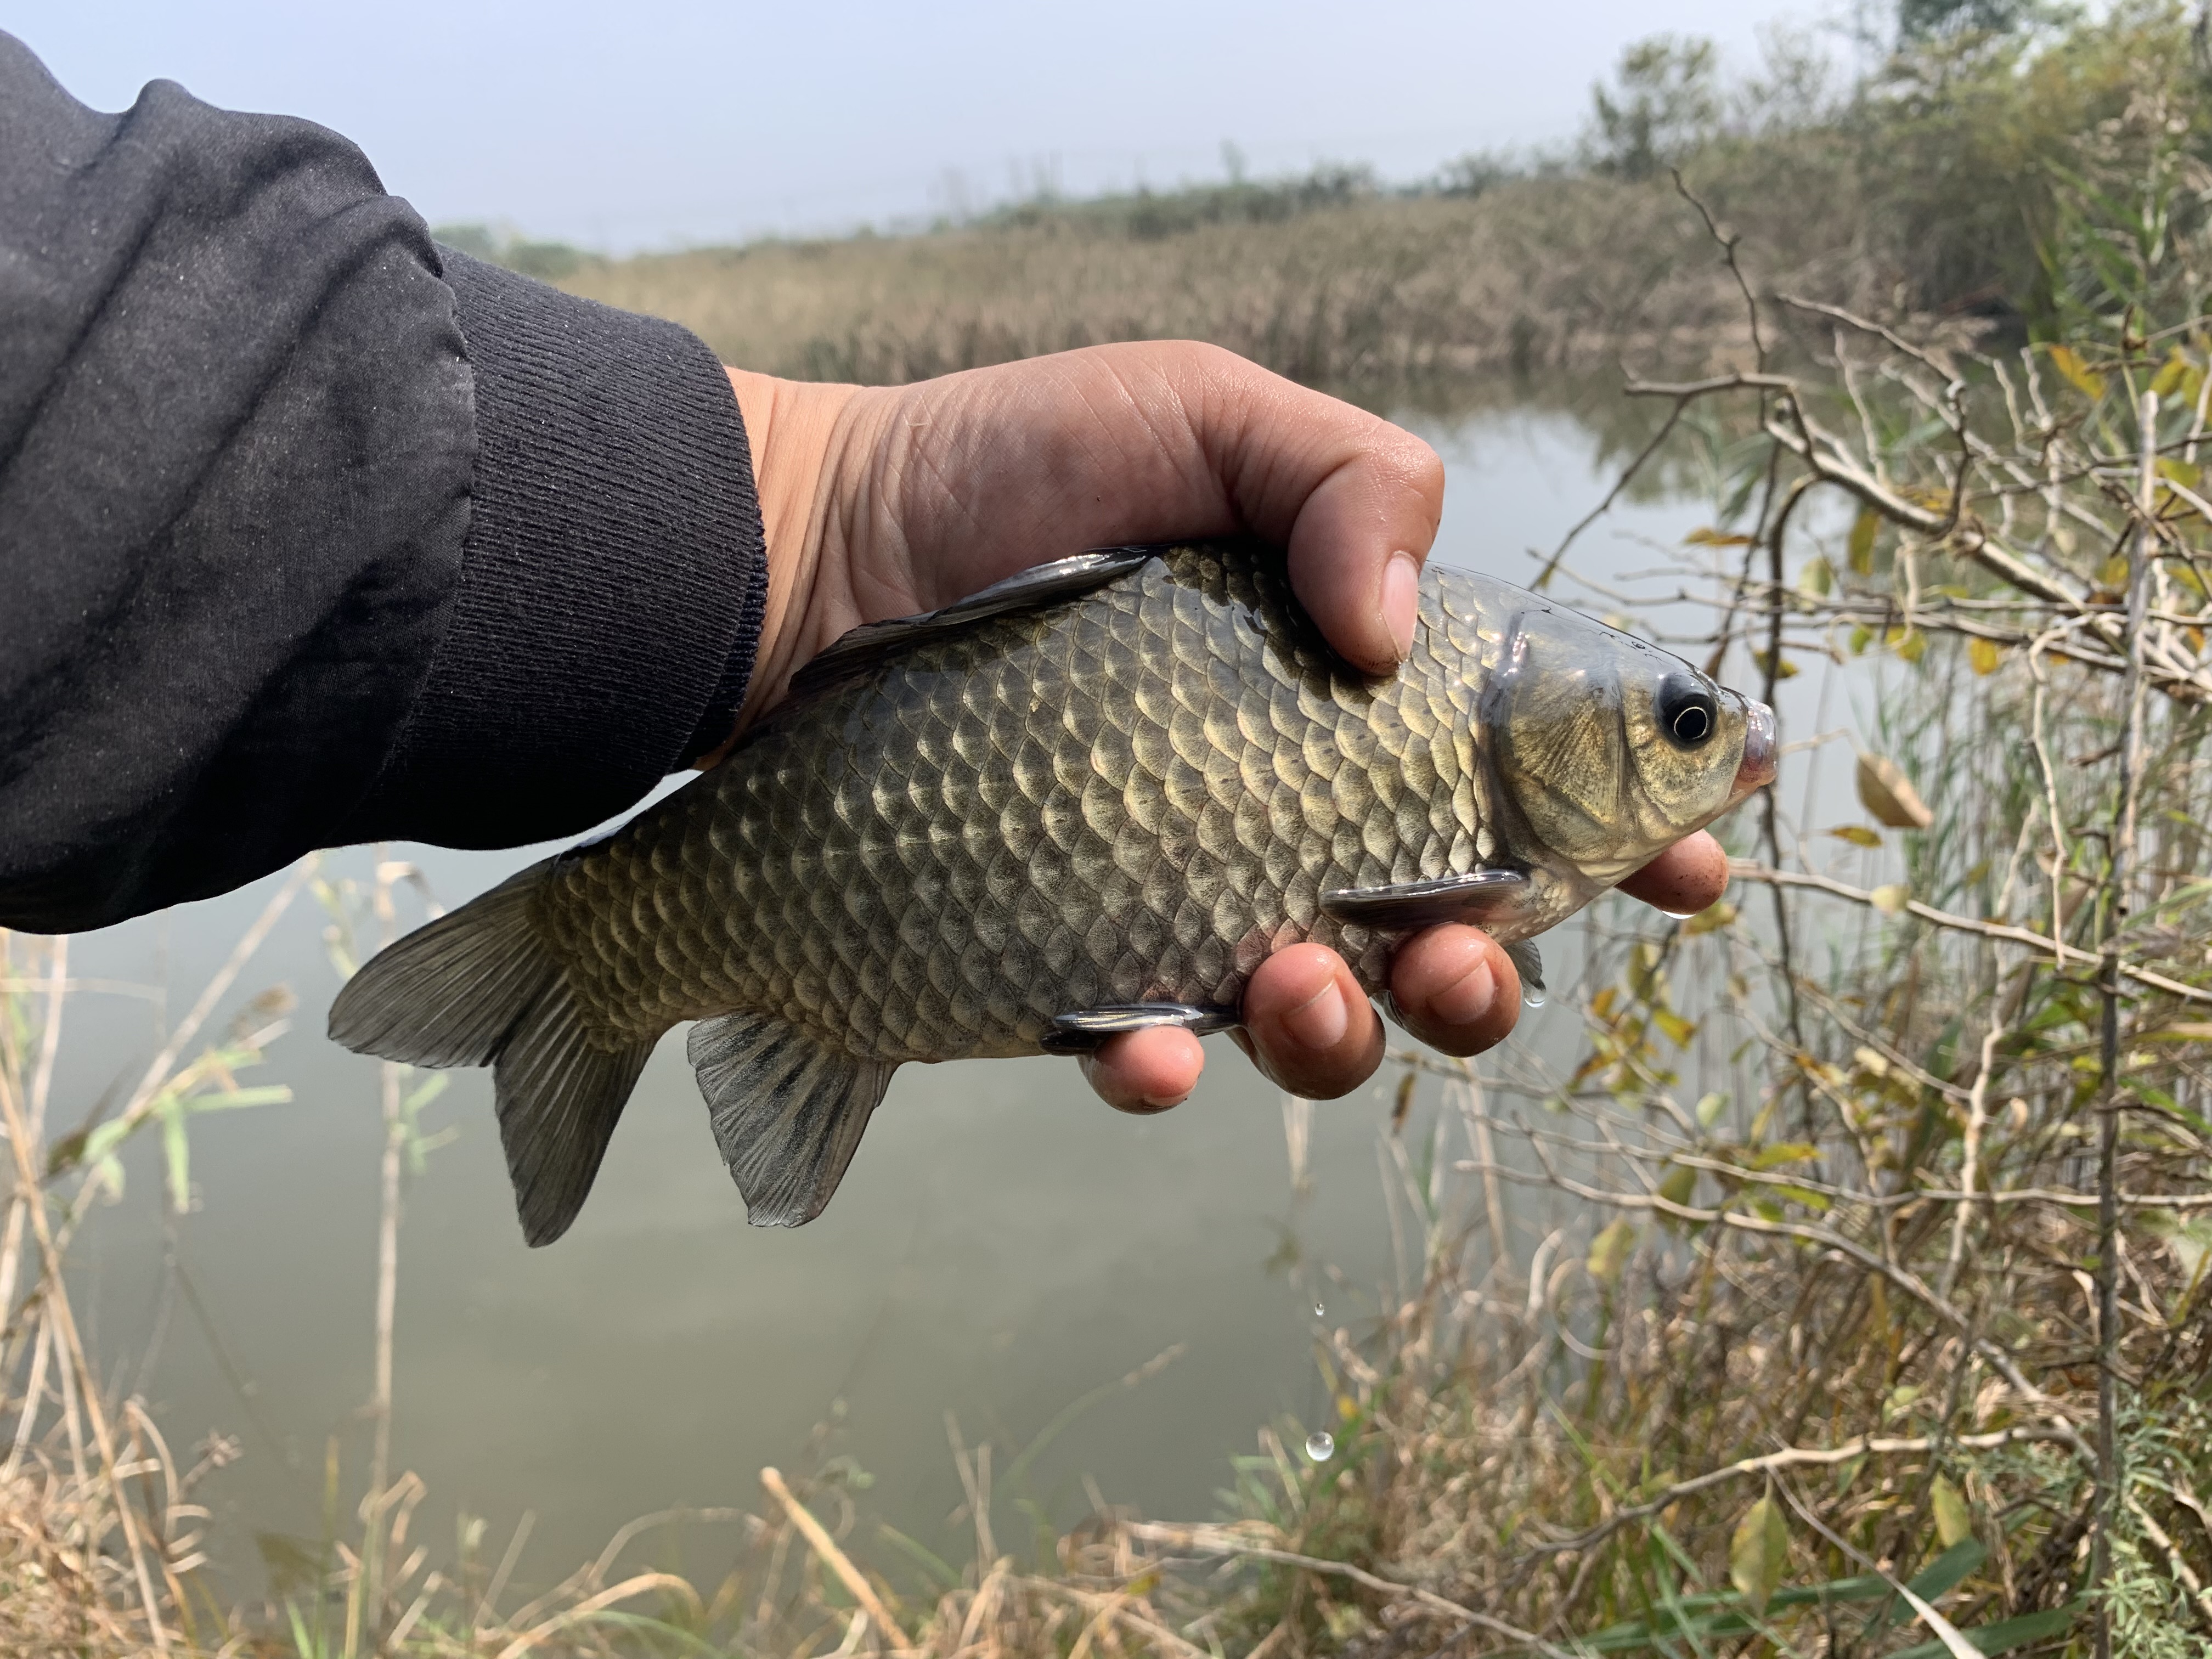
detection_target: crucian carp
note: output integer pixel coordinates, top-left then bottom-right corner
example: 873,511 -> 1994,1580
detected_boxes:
331,540 -> 1775,1244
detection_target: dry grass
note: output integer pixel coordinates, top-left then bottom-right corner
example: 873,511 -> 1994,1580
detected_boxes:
555,183 -> 1774,391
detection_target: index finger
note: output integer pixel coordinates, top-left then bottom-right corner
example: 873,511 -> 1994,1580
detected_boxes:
1186,354 -> 1446,674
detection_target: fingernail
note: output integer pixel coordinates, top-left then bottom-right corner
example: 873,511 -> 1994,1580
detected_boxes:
1130,1092 -> 1186,1115
1284,980 -> 1350,1051
1429,958 -> 1497,1028
1382,552 -> 1419,661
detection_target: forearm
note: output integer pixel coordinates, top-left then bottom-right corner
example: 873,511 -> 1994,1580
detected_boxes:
0,33 -> 765,931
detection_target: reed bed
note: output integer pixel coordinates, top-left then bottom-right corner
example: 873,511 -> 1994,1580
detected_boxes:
555,182 -> 1766,391
535,8 -> 2204,402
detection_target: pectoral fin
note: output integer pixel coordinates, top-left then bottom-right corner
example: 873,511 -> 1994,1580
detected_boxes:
1318,869 -> 1532,930
1504,939 -> 1545,995
1042,1002 -> 1240,1056
687,1014 -> 897,1227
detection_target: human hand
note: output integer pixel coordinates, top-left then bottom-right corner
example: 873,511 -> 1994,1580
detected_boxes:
723,346 -> 1729,1113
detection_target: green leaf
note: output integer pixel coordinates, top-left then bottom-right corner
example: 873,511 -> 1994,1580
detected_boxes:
163,1105 -> 190,1214
188,1086 -> 292,1113
1848,508 -> 1880,575
1587,1220 -> 1638,1286
1748,1142 -> 1818,1171
1729,1493 -> 1788,1615
1681,900 -> 1736,935
1931,1475 -> 1973,1548
403,1073 -> 450,1113
1887,1601 -> 2078,1658
80,1116 -> 133,1167
1657,1163 -> 1698,1209
1828,825 -> 1883,849
1695,1091 -> 1729,1128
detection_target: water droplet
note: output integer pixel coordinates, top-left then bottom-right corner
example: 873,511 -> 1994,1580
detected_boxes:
1304,1431 -> 1335,1462
1313,1299 -> 1326,1318
1521,985 -> 1547,1008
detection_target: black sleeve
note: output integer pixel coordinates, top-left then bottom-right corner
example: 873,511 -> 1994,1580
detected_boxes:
0,33 -> 765,934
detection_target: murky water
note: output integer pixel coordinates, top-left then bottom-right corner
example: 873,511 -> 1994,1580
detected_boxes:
53,399 -> 1776,1595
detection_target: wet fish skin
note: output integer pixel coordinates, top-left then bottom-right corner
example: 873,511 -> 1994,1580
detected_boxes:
331,540 -> 1770,1242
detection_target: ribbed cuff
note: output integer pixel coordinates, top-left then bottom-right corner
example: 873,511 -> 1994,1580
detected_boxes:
341,250 -> 765,848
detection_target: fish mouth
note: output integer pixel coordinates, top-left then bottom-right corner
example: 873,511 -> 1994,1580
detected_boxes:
1729,697 -> 1778,804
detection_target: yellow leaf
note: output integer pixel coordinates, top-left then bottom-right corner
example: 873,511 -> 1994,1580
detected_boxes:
1870,883 -> 1911,916
1657,1162 -> 1698,1207
1798,555 -> 1833,597
1848,509 -> 1879,575
1627,940 -> 1667,1005
2046,343 -> 2107,402
1750,647 -> 1801,680
1968,635 -> 2002,676
1848,625 -> 1872,656
2096,554 -> 2131,593
2151,346 -> 2191,402
1856,753 -> 1933,830
1695,1091 -> 1729,1127
1587,1219 -> 1638,1286
1749,1141 -> 1818,1170
1682,900 -> 1737,935
2157,456 -> 2203,488
1889,626 -> 1927,664
1686,526 -> 1758,547
1829,825 -> 1883,848
1931,1475 -> 1974,1549
1730,1494 -> 1790,1615
1653,1009 -> 1697,1047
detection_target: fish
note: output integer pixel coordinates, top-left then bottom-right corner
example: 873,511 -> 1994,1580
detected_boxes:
330,540 -> 1775,1245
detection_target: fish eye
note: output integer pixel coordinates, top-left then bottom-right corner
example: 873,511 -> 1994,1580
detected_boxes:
1657,674 -> 1718,749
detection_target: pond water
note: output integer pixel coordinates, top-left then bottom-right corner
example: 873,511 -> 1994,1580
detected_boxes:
47,396 -> 1833,1598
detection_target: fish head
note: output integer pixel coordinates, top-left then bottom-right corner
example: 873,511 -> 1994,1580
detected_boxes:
1483,597 -> 1775,888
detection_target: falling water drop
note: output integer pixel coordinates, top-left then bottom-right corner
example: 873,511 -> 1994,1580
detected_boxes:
1313,1299 -> 1326,1318
1522,984 -> 1547,1008
1304,1431 -> 1335,1462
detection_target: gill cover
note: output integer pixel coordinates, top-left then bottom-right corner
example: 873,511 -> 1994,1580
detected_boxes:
1485,601 -> 1751,884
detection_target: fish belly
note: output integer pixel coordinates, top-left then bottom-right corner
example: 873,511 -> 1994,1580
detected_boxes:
545,548 -> 1494,1062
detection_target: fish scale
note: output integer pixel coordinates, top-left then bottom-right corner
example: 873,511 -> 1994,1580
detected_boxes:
330,538 -> 1773,1243
541,544 -> 1485,1056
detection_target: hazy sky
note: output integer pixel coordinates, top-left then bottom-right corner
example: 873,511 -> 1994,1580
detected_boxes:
12,1 -> 1824,251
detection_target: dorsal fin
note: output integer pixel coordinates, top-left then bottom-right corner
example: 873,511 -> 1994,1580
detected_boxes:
787,545 -> 1160,699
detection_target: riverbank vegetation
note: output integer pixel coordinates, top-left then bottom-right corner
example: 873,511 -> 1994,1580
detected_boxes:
452,3 -> 2211,394
9,2 -> 2212,1654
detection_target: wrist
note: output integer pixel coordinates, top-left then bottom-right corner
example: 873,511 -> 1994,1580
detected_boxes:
719,369 -> 871,748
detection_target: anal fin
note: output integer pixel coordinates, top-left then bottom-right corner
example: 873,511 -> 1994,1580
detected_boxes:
1319,869 -> 1531,930
495,978 -> 655,1248
1042,1002 -> 1239,1056
688,1013 -> 896,1227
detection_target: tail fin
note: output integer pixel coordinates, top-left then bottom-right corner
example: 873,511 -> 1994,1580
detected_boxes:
328,858 -> 653,1247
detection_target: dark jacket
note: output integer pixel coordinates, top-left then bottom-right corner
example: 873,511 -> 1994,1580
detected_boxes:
0,31 -> 766,932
